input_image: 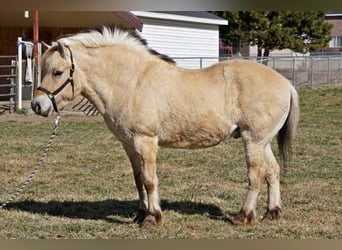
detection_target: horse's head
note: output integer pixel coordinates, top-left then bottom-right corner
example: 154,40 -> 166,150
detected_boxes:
31,42 -> 79,116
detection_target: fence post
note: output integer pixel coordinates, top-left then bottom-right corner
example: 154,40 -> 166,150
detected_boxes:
10,60 -> 16,113
37,43 -> 42,85
272,57 -> 275,69
292,57 -> 296,86
327,56 -> 331,85
16,37 -> 23,110
310,56 -> 313,88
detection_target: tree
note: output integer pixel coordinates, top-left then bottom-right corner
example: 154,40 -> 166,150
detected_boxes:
215,11 -> 332,58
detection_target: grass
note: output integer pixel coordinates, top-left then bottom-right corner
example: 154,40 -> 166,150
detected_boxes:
0,86 -> 341,239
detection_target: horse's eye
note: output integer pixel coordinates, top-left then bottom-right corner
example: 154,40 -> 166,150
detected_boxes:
54,71 -> 63,77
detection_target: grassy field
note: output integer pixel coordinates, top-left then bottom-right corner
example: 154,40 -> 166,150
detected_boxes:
0,86 -> 341,239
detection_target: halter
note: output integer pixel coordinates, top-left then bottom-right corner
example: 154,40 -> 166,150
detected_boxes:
37,45 -> 75,113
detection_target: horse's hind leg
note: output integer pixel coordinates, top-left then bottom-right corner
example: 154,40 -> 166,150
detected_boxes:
233,140 -> 266,225
124,136 -> 162,227
263,143 -> 282,220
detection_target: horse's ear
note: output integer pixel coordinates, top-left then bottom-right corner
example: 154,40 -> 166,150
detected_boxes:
41,41 -> 51,50
57,42 -> 66,58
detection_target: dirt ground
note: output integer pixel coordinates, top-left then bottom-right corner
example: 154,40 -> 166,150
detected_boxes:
0,112 -> 102,124
0,97 -> 102,124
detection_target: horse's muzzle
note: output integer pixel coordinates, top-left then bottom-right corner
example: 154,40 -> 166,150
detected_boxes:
31,95 -> 53,117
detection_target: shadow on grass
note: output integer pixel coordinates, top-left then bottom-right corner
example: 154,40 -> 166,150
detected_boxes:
4,199 -> 232,224
0,104 -> 10,115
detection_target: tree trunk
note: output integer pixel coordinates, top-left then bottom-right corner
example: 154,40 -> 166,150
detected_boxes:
262,48 -> 270,65
257,46 -> 262,62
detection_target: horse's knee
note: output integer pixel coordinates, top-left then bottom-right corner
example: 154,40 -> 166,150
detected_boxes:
143,175 -> 157,192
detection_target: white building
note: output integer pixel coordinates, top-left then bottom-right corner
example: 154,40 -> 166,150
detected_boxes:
131,11 -> 228,69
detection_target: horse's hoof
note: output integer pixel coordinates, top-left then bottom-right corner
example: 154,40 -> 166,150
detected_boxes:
140,212 -> 162,227
133,209 -> 146,224
262,207 -> 282,221
232,209 -> 256,225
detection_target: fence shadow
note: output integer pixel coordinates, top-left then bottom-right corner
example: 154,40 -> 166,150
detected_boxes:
0,104 -> 10,115
4,199 -> 230,224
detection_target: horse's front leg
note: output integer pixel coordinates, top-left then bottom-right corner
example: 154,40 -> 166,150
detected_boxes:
124,135 -> 162,227
122,143 -> 148,224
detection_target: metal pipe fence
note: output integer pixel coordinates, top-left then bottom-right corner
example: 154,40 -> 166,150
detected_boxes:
173,55 -> 342,87
0,58 -> 36,113
0,56 -> 17,113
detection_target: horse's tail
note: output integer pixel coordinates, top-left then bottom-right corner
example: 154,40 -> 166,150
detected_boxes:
277,84 -> 300,168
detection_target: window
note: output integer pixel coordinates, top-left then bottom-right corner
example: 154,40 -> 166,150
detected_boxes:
329,36 -> 342,47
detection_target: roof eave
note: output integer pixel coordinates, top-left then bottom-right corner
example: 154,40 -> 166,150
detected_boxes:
114,11 -> 143,31
131,11 -> 228,26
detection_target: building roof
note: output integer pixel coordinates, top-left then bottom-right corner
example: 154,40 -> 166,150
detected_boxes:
131,11 -> 228,26
0,11 -> 143,30
327,11 -> 342,16
152,11 -> 225,20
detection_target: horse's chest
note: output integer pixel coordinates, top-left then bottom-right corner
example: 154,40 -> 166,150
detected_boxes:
103,115 -> 133,141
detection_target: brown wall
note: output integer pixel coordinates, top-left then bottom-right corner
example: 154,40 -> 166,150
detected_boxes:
0,26 -> 84,56
320,17 -> 342,54
326,18 -> 342,36
0,27 -> 84,100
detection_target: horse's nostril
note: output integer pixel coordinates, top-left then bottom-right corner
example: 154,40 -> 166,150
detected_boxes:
36,104 -> 41,112
31,101 -> 41,113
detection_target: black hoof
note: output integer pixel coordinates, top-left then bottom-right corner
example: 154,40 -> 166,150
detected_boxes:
133,209 -> 146,224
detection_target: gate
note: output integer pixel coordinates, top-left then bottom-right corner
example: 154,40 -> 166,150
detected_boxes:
0,38 -> 38,114
0,56 -> 16,113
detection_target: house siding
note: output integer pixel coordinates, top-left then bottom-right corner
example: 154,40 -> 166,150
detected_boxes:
137,18 -> 220,69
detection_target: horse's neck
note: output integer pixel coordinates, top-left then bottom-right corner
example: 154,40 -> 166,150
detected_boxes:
77,46 -> 149,116
80,86 -> 107,115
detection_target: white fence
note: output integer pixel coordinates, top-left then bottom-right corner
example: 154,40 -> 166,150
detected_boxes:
174,55 -> 342,87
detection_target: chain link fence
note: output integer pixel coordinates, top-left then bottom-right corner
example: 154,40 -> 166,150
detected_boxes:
174,55 -> 342,87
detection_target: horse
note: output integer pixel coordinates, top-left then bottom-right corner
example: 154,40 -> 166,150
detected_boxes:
31,26 -> 300,227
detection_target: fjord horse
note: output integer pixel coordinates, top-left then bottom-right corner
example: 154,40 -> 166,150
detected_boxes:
31,26 -> 299,227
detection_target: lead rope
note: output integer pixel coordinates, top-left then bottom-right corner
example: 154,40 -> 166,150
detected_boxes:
0,114 -> 61,209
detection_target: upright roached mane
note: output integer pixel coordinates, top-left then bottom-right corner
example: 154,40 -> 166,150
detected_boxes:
58,26 -> 175,64
32,26 -> 300,227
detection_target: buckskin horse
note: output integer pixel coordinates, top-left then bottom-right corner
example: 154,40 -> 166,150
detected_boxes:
31,26 -> 299,227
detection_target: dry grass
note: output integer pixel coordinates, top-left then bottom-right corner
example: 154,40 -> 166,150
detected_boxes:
0,86 -> 341,239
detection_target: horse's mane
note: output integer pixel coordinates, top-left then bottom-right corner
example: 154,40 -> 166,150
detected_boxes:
58,26 -> 175,64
